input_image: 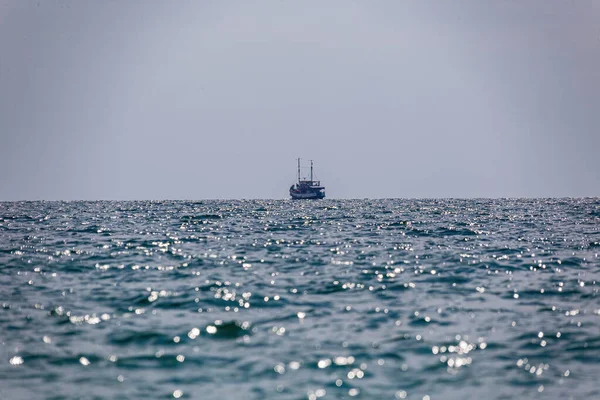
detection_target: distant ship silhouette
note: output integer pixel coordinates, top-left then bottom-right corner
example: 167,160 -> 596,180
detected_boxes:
289,158 -> 326,199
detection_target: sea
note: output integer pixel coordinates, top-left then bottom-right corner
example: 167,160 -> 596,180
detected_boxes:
0,199 -> 598,400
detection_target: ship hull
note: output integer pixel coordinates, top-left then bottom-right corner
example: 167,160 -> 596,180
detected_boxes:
290,191 -> 325,200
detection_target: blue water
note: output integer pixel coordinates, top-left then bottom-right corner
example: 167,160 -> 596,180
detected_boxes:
1,199 -> 599,399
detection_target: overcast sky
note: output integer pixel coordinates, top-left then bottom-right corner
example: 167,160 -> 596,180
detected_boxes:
1,0 -> 599,200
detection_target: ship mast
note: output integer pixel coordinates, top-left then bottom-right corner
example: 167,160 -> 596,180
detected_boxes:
297,158 -> 301,182
310,160 -> 313,182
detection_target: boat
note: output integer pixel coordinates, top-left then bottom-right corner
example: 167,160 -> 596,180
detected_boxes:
289,158 -> 326,199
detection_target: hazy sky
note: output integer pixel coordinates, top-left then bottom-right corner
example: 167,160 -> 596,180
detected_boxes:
1,0 -> 599,200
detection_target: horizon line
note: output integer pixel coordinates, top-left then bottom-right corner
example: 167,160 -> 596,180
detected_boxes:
1,196 -> 598,203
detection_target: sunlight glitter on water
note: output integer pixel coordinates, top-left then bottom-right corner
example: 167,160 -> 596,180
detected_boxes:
0,198 -> 599,399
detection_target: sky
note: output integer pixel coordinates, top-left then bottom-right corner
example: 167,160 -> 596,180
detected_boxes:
1,0 -> 599,200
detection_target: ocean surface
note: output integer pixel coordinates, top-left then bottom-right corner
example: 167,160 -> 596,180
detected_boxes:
0,199 -> 599,400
